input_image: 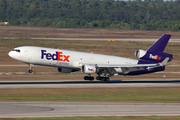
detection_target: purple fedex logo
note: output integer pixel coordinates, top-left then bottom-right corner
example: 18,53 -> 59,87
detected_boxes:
41,50 -> 70,62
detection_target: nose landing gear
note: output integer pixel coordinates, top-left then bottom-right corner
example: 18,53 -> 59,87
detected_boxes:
28,64 -> 34,73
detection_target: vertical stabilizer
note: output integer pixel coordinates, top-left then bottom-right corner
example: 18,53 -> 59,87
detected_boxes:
137,34 -> 173,64
147,34 -> 171,53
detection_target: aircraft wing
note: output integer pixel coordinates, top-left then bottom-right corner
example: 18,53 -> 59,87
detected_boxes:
80,57 -> 170,75
97,63 -> 156,74
98,57 -> 170,68
97,63 -> 157,68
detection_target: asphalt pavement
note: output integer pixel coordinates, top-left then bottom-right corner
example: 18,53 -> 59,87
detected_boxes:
1,102 -> 180,118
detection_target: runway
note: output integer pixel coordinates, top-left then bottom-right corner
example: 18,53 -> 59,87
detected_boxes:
1,79 -> 180,118
1,102 -> 180,118
3,37 -> 180,42
1,80 -> 180,118
0,80 -> 180,88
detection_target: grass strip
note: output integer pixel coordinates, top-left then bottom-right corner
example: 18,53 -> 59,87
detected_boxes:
0,87 -> 180,103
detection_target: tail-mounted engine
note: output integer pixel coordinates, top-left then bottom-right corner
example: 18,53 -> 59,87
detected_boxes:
82,64 -> 98,74
135,49 -> 173,63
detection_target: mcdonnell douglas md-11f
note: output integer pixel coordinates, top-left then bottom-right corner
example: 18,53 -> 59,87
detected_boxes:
8,34 -> 173,81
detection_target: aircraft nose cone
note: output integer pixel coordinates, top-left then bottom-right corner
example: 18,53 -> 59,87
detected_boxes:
8,51 -> 13,58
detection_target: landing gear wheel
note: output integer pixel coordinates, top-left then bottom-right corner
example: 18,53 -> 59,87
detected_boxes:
96,76 -> 100,80
90,77 -> 94,81
84,76 -> 94,81
100,77 -> 105,81
96,76 -> 110,81
105,77 -> 110,82
28,70 -> 33,73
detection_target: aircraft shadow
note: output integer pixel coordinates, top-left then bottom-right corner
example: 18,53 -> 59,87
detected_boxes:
0,80 -> 180,85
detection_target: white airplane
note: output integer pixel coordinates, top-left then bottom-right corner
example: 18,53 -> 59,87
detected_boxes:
8,34 -> 173,81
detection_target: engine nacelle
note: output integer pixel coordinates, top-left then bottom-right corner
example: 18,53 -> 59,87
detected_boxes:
135,49 -> 173,63
82,65 -> 97,74
135,49 -> 147,59
58,68 -> 73,73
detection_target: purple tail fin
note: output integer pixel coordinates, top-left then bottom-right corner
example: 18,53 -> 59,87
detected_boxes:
147,34 -> 171,53
137,34 -> 173,64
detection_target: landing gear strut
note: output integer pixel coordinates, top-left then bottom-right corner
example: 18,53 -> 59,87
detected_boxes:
84,74 -> 94,81
96,70 -> 110,82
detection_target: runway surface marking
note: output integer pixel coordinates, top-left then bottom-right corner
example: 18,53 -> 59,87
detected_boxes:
0,80 -> 180,88
1,102 -> 180,118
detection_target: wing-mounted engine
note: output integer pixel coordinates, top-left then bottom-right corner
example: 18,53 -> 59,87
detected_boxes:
135,49 -> 173,63
58,68 -> 79,73
82,64 -> 98,74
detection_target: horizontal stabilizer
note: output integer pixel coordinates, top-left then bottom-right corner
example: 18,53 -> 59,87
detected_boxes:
147,57 -> 170,70
160,57 -> 170,66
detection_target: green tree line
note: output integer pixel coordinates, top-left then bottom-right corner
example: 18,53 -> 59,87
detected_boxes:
0,0 -> 180,31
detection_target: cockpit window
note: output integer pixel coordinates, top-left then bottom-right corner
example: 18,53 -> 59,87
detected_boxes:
12,49 -> 20,52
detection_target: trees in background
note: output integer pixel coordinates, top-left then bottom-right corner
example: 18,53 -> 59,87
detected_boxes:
0,0 -> 180,31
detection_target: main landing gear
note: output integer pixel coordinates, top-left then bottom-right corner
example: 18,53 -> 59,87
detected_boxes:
84,75 -> 110,82
96,76 -> 110,81
84,74 -> 94,81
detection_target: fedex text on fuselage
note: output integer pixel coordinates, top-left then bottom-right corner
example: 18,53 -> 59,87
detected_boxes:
41,50 -> 70,62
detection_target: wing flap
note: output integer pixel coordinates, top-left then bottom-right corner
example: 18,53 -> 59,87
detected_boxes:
97,63 -> 157,68
121,66 -> 145,74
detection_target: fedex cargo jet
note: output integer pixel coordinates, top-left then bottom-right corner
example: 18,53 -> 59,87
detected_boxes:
8,34 -> 173,81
